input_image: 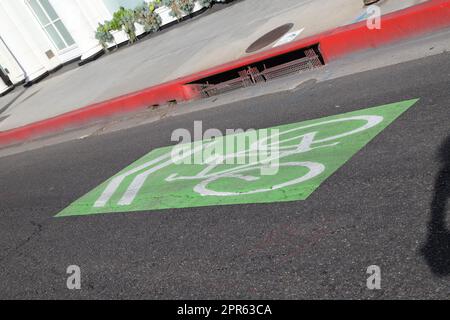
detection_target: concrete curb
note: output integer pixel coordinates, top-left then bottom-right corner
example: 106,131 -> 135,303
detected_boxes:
1,0 -> 449,147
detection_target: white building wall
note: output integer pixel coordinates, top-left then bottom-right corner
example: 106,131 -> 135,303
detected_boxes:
0,81 -> 9,95
0,0 -> 62,82
0,65 -> 10,93
0,0 -> 210,91
0,38 -> 25,86
0,0 -> 122,90
48,0 -> 142,60
103,0 -> 143,12
49,0 -> 103,60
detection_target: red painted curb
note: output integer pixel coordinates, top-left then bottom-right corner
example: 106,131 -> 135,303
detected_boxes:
1,0 -> 449,147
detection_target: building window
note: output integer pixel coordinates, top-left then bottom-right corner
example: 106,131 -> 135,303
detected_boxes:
26,0 -> 75,51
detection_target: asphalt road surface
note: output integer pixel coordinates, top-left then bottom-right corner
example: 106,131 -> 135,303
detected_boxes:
0,52 -> 449,299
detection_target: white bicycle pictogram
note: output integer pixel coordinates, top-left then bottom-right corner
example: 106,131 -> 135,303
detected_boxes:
94,115 -> 384,207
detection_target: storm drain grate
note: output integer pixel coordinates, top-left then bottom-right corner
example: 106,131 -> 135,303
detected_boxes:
189,45 -> 324,98
262,48 -> 322,80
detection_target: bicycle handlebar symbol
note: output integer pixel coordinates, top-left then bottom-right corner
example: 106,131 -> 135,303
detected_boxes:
94,115 -> 383,207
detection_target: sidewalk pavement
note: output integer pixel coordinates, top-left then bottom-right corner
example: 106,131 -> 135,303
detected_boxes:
0,0 -> 435,134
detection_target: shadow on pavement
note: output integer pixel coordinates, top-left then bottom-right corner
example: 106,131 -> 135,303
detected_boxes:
421,135 -> 450,277
0,87 -> 27,116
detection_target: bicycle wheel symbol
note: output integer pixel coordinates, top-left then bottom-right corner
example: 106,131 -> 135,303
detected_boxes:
193,161 -> 325,196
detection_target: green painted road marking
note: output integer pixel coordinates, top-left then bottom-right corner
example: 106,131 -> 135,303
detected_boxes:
57,99 -> 418,217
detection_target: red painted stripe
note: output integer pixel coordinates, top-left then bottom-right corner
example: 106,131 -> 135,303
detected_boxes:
1,0 -> 449,146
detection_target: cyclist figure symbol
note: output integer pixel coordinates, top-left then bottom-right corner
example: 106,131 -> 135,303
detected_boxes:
93,115 -> 384,208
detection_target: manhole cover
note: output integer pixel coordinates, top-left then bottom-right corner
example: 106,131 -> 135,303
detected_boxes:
246,23 -> 294,54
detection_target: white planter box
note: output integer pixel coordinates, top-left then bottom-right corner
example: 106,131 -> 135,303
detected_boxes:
107,1 -> 208,49
109,23 -> 146,47
156,1 -> 206,27
155,6 -> 177,26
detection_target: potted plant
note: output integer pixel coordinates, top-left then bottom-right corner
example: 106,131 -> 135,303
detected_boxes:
198,0 -> 214,8
110,7 -> 138,44
134,2 -> 162,33
161,0 -> 196,20
95,22 -> 115,52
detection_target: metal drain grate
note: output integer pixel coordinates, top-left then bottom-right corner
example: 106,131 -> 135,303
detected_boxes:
262,48 -> 323,80
192,46 -> 324,98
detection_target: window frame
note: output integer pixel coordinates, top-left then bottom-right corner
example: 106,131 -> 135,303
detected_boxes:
25,0 -> 76,52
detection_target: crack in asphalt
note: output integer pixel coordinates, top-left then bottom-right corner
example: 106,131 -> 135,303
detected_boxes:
0,220 -> 44,265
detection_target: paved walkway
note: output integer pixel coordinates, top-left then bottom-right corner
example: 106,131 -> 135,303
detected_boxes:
0,0 -> 426,131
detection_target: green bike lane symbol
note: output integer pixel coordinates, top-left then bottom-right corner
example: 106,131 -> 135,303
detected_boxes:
57,99 -> 419,217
